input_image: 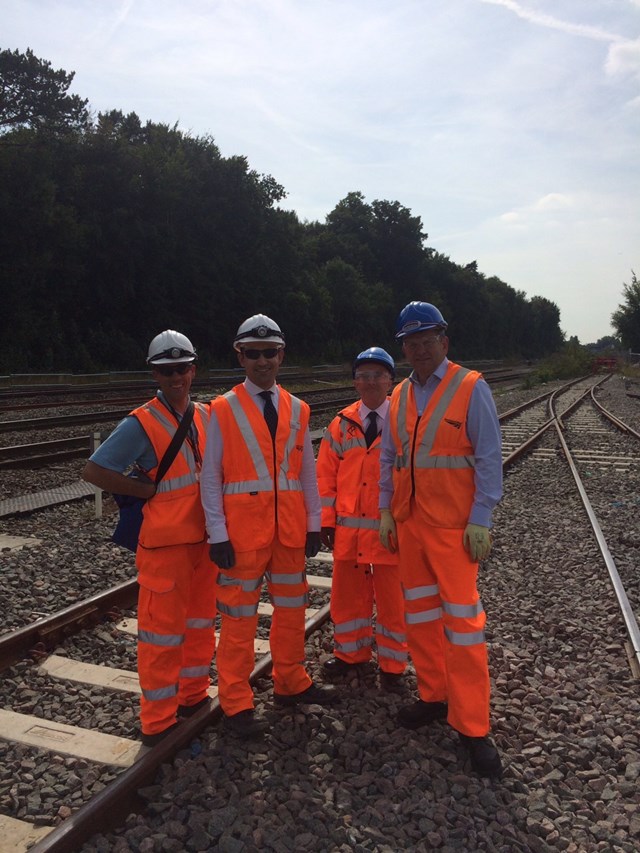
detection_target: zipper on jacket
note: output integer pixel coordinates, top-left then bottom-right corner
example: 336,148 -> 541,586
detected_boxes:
409,412 -> 423,499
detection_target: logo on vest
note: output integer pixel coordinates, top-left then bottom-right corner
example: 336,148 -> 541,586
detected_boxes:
445,418 -> 462,429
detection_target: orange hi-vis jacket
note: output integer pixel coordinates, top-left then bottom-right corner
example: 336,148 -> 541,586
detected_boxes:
213,384 -> 308,551
131,398 -> 210,549
389,362 -> 481,529
317,402 -> 397,565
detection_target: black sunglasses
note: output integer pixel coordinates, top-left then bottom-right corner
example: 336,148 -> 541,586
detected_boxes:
154,363 -> 193,376
242,348 -> 281,360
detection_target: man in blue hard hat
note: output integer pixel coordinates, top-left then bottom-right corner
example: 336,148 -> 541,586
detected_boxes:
378,302 -> 504,778
317,347 -> 408,688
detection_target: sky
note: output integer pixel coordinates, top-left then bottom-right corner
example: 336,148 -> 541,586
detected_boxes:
4,0 -> 640,344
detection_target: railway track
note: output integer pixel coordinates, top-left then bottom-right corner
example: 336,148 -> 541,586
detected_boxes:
1,374 -> 639,851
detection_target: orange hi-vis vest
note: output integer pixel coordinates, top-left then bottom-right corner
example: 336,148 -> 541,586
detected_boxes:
389,362 -> 481,529
317,401 -> 396,565
213,384 -> 308,551
132,398 -> 210,549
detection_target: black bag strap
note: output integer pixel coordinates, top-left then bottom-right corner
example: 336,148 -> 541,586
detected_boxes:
154,401 -> 195,486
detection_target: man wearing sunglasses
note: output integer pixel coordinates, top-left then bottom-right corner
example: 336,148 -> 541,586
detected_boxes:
82,330 -> 216,747
200,313 -> 337,739
316,346 -> 408,688
378,301 -> 503,778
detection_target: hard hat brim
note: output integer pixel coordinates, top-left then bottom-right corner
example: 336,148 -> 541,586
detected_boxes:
148,356 -> 197,365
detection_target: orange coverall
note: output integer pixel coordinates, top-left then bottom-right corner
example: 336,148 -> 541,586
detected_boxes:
389,363 -> 491,736
211,385 -> 313,715
317,401 -> 407,675
134,399 -> 217,736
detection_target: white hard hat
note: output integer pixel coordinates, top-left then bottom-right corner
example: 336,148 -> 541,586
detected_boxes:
233,314 -> 285,351
146,330 -> 197,365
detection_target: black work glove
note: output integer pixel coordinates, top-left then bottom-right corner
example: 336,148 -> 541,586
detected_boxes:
320,526 -> 335,550
209,540 -> 236,569
305,531 -> 322,559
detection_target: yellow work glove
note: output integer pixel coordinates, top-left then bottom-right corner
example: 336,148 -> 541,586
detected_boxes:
379,509 -> 397,553
463,523 -> 492,562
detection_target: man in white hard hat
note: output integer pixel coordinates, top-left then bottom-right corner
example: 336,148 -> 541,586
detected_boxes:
200,313 -> 338,738
82,330 -> 217,747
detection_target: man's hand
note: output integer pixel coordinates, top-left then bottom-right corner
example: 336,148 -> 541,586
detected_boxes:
305,531 -> 322,559
379,509 -> 397,553
463,524 -> 492,561
209,540 -> 236,569
320,526 -> 335,550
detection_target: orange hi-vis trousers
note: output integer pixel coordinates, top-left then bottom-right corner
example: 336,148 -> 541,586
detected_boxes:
397,506 -> 490,737
137,540 -> 217,736
331,559 -> 408,675
215,533 -> 312,716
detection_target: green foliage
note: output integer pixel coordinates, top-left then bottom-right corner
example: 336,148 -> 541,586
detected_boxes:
611,272 -> 640,351
0,47 -> 89,133
532,339 -> 594,382
0,47 -> 569,373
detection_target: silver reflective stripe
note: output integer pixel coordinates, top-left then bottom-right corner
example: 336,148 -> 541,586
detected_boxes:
323,434 -> 343,455
442,600 -> 485,618
395,381 -> 411,468
418,367 -> 470,456
340,419 -> 366,450
217,573 -> 264,592
138,630 -> 184,647
376,624 -> 407,643
156,471 -> 199,494
217,601 -> 259,617
335,636 -> 373,653
271,593 -> 309,608
335,617 -> 372,634
321,496 -> 336,508
278,397 -> 303,490
277,472 -> 303,492
405,607 -> 442,624
225,390 -> 270,481
403,584 -> 439,601
414,453 -> 476,469
445,627 -> 485,646
377,645 -> 409,662
146,405 -> 199,473
142,683 -> 178,701
336,515 -> 380,530
266,571 -> 306,585
222,479 -> 271,495
180,665 -> 210,678
195,402 -> 210,423
186,618 -> 215,629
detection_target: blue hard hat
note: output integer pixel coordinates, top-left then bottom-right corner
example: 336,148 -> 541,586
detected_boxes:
353,347 -> 395,378
395,302 -> 448,340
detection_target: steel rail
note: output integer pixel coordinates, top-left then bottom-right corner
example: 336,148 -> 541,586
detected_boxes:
553,421 -> 640,676
27,602 -> 332,853
0,579 -> 138,671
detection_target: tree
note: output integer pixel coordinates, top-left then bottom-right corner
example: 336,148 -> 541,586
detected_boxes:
0,47 -> 89,134
611,272 -> 640,351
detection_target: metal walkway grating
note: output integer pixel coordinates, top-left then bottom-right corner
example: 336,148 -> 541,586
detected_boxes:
0,481 -> 95,518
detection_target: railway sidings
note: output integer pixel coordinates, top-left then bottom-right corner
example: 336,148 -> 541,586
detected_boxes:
0,375 -> 638,852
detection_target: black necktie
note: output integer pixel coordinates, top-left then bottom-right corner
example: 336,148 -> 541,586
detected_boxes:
259,390 -> 278,439
364,411 -> 379,448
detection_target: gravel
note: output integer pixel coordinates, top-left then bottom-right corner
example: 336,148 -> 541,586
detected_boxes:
0,374 -> 638,851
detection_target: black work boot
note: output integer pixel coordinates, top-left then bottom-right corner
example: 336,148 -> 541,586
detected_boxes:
397,699 -> 448,729
223,709 -> 269,738
458,733 -> 503,778
274,683 -> 340,707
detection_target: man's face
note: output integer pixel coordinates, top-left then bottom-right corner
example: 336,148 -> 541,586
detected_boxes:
152,362 -> 195,407
237,343 -> 285,389
353,365 -> 393,410
402,329 -> 449,380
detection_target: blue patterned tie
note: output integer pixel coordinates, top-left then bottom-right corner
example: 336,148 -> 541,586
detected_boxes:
259,390 -> 278,439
